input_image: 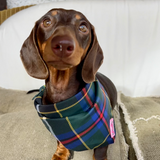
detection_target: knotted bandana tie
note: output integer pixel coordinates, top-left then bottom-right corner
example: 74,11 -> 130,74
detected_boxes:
34,80 -> 116,151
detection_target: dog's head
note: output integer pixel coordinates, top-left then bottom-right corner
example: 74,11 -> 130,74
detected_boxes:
20,8 -> 103,83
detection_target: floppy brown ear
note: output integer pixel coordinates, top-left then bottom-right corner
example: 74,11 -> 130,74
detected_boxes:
82,25 -> 104,83
20,23 -> 48,79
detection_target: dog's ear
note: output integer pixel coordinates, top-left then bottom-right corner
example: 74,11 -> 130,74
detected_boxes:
82,25 -> 104,83
20,23 -> 49,79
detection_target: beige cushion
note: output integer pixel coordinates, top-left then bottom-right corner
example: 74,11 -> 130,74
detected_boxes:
119,93 -> 160,160
0,87 -> 127,160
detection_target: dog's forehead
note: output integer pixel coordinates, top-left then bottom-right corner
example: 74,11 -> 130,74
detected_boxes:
45,9 -> 88,22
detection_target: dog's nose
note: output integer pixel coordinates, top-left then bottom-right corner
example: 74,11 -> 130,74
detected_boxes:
52,36 -> 74,58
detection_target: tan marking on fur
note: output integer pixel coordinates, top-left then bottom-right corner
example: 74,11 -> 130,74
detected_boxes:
41,43 -> 47,52
75,14 -> 81,20
51,10 -> 58,16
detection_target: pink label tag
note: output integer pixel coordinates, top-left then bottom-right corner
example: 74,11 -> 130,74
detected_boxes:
110,118 -> 115,138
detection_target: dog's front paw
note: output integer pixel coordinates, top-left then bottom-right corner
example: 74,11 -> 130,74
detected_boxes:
51,152 -> 73,160
51,142 -> 73,160
93,155 -> 108,160
51,153 -> 69,160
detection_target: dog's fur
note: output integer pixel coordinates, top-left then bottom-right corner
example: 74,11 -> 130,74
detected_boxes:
20,8 -> 117,160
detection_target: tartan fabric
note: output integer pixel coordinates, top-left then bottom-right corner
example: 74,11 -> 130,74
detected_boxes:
34,80 -> 116,151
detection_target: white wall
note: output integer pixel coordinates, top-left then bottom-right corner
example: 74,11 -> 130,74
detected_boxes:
0,0 -> 160,97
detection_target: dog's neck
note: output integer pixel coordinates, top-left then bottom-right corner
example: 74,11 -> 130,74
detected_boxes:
43,66 -> 85,104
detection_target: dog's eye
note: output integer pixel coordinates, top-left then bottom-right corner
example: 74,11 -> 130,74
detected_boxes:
43,19 -> 52,27
79,24 -> 88,33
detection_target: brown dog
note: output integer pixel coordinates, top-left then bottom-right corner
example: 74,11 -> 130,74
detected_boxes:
20,8 -> 117,160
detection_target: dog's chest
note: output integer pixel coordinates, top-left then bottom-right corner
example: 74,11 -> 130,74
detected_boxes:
33,80 -> 116,151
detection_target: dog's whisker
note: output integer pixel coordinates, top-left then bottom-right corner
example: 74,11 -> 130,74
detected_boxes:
60,45 -> 62,52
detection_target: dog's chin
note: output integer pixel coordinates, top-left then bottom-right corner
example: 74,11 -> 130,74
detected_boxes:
47,61 -> 76,70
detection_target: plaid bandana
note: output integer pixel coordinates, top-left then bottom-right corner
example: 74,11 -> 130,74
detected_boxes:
34,80 -> 116,151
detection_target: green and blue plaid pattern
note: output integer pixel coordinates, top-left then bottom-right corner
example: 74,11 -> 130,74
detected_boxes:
34,80 -> 116,151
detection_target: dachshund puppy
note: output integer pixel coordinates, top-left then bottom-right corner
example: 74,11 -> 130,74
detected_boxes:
20,8 -> 117,160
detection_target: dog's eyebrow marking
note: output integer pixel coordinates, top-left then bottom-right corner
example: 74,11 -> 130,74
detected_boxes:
51,10 -> 58,16
75,14 -> 81,20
